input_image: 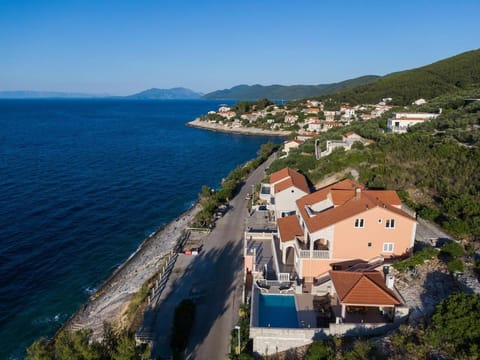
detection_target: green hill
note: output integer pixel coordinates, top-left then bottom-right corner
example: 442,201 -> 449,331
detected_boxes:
326,49 -> 480,105
202,76 -> 379,100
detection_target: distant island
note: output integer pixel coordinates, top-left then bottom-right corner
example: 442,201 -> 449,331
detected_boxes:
126,87 -> 203,99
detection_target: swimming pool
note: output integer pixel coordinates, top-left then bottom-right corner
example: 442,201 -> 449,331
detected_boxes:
258,294 -> 299,328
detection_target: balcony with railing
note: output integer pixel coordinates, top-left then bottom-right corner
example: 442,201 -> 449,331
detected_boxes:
298,249 -> 330,259
296,238 -> 331,259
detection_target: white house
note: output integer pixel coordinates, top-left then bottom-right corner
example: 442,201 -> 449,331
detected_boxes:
265,168 -> 310,219
283,139 -> 303,155
387,112 -> 439,133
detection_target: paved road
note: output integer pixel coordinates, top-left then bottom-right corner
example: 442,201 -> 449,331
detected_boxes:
149,154 -> 276,359
415,217 -> 453,246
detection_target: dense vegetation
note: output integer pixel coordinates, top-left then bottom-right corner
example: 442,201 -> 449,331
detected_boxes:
321,49 -> 480,105
26,325 -> 150,360
202,76 -> 379,100
302,293 -> 480,359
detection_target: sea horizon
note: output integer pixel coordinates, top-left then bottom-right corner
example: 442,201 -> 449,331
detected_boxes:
0,98 -> 281,359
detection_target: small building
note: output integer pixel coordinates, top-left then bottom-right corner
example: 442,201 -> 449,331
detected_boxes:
283,139 -> 303,155
284,114 -> 299,124
322,121 -> 343,131
324,111 -> 336,121
412,98 -> 427,106
264,168 -> 310,219
387,112 -> 439,133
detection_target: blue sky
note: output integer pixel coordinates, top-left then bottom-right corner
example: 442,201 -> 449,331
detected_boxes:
0,0 -> 479,95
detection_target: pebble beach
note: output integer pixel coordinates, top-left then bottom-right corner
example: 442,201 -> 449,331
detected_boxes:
64,204 -> 201,338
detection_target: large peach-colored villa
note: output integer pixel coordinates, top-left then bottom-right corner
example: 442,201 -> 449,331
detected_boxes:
244,167 -> 416,355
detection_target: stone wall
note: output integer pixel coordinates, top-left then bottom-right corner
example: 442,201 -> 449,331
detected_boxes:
251,327 -> 321,355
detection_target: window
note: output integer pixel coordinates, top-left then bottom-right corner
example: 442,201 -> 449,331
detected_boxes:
385,219 -> 395,229
368,242 -> 372,247
354,218 -> 365,228
383,243 -> 394,253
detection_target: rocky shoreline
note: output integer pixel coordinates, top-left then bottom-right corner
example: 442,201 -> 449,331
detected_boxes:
62,203 -> 201,338
187,118 -> 290,137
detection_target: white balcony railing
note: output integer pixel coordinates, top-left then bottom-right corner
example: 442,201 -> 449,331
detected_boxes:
299,250 -> 330,259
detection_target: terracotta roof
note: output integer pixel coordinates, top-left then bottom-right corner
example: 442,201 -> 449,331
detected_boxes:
330,271 -> 400,306
269,167 -> 291,184
371,191 -> 403,206
277,215 -> 303,242
304,179 -> 364,205
343,131 -> 357,137
270,168 -> 310,194
274,178 -> 292,193
296,180 -> 411,233
284,139 -> 303,145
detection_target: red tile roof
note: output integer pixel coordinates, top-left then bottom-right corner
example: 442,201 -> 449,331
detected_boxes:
296,179 -> 411,233
270,168 -> 310,194
277,215 -> 303,242
284,139 -> 303,145
330,271 -> 400,306
269,167 -> 292,184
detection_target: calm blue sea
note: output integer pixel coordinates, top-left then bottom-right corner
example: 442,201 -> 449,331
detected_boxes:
0,99 -> 280,359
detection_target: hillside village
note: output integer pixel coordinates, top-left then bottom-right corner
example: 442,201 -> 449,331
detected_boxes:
199,88 -> 480,357
198,98 -> 397,135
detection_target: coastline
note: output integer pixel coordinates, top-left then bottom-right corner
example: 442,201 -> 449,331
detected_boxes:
62,203 -> 201,338
57,121 -> 279,342
187,118 -> 290,137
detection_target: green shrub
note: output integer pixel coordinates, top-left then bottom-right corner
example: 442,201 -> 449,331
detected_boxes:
393,247 -> 438,272
447,259 -> 464,273
440,242 -> 465,257
429,293 -> 480,357
305,340 -> 335,360
418,206 -> 441,221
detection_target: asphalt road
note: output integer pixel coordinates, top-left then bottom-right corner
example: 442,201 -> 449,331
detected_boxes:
150,154 -> 275,359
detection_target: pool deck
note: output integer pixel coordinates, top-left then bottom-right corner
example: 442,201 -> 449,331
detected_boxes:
295,294 -> 317,328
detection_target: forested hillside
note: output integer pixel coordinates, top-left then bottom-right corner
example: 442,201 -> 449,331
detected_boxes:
322,49 -> 480,105
202,76 -> 379,100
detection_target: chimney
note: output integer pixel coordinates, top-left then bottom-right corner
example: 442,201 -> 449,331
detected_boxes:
386,274 -> 395,289
355,187 -> 361,200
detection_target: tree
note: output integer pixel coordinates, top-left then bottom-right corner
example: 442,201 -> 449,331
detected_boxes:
429,293 -> 480,357
26,338 -> 54,360
54,329 -> 103,360
111,332 -> 136,360
343,340 -> 380,360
